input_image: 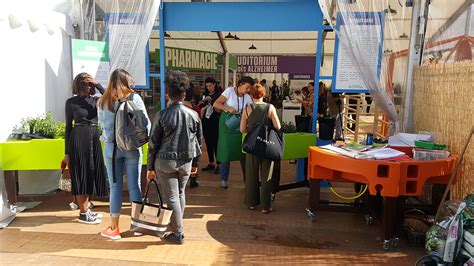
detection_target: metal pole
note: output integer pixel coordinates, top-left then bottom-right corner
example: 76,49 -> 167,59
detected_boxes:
159,5 -> 165,110
402,0 -> 430,132
312,29 -> 324,134
466,3 -> 472,35
224,53 -> 229,89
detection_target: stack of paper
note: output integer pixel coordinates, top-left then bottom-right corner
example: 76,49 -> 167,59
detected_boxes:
362,147 -> 406,160
320,145 -> 406,160
388,133 -> 433,147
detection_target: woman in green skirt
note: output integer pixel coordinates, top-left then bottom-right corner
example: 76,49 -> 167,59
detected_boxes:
213,76 -> 254,189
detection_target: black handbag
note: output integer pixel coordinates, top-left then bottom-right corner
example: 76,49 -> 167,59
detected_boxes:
243,104 -> 284,161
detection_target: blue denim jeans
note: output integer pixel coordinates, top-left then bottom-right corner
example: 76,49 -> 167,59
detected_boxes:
219,157 -> 246,182
220,162 -> 230,181
104,142 -> 142,217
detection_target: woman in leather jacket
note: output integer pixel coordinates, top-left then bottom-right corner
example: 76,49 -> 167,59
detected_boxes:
146,70 -> 202,245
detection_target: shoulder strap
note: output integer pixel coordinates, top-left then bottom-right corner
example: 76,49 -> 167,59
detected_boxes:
260,103 -> 270,124
245,102 -> 254,118
111,100 -> 125,183
126,92 -> 135,102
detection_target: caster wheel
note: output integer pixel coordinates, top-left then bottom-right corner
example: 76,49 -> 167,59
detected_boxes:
306,208 -> 316,222
383,240 -> 391,251
365,214 -> 374,226
392,238 -> 399,248
271,193 -> 276,201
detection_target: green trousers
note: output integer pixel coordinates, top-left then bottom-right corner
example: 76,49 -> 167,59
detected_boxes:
245,153 -> 274,210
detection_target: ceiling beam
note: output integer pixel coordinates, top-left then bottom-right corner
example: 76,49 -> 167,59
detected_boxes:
428,0 -> 472,43
216,31 -> 227,53
149,37 -> 410,41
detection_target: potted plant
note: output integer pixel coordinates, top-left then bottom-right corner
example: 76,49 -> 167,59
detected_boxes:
11,112 -> 65,140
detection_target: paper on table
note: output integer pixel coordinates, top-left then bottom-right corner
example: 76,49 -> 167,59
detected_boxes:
362,148 -> 406,160
388,133 -> 433,147
320,145 -> 360,158
320,145 -> 405,160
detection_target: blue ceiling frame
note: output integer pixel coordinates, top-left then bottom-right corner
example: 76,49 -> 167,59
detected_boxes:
157,1 -> 325,134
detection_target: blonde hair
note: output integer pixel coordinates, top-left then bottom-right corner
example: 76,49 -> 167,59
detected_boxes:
99,69 -> 135,112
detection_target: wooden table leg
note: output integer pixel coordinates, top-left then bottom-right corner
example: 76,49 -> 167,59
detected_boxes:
4,170 -> 18,205
307,179 -> 321,221
382,197 -> 399,250
309,179 -> 321,212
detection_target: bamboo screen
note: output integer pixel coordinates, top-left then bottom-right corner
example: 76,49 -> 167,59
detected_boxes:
414,61 -> 474,199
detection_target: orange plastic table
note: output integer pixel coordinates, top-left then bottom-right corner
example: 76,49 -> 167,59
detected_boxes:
306,146 -> 457,250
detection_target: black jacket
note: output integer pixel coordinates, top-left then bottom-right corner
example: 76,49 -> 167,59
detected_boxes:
147,102 -> 202,171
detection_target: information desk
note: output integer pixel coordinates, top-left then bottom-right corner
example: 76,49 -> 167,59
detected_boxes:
307,146 -> 457,250
0,139 -> 148,204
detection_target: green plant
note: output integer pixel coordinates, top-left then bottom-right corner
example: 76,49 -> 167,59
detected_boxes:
15,112 -> 64,139
36,112 -> 57,138
54,121 -> 66,138
25,116 -> 40,134
281,121 -> 297,133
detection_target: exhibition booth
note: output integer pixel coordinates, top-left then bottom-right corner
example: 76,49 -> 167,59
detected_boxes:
0,0 -> 473,264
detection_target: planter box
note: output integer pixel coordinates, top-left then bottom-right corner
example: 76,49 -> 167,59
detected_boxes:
1,139 -> 65,171
283,133 -> 317,160
0,139 -> 149,171
242,132 -> 317,160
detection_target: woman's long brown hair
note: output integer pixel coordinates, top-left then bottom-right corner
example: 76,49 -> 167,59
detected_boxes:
99,69 -> 134,112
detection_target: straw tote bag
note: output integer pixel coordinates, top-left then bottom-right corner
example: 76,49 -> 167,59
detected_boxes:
130,180 -> 173,236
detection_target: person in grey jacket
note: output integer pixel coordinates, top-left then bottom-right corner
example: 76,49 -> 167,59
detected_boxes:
147,70 -> 202,245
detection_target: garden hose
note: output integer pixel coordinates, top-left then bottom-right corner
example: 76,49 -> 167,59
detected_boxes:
327,181 -> 368,200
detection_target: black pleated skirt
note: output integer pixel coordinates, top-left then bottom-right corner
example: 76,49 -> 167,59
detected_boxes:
68,126 -> 107,197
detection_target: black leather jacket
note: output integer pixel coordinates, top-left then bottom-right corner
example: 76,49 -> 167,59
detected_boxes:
147,102 -> 202,171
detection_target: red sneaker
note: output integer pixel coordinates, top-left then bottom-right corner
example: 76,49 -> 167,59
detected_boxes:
100,226 -> 121,240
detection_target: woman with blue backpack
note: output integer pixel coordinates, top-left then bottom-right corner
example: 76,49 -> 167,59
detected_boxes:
98,69 -> 150,240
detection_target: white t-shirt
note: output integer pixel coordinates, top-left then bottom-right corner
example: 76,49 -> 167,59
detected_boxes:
221,87 -> 253,112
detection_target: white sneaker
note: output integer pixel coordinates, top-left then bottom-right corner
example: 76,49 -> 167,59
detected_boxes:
78,212 -> 101,224
87,209 -> 103,219
220,180 -> 228,189
69,202 -> 79,210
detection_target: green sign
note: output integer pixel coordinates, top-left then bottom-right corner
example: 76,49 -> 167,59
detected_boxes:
156,47 -> 218,71
72,39 -> 109,62
229,54 -> 237,70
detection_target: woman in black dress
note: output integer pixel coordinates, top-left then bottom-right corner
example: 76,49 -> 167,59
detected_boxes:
64,73 -> 107,224
198,77 -> 222,174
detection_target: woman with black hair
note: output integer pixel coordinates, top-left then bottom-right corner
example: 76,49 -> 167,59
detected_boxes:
199,77 -> 222,175
213,76 -> 254,189
147,70 -> 202,244
64,73 -> 107,224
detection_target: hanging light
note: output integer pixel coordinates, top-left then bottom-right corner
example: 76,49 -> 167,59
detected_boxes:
399,32 -> 408,39
164,31 -> 171,38
384,5 -> 397,16
233,34 -> 240,40
225,32 -> 234,39
248,44 -> 257,50
8,14 -> 23,29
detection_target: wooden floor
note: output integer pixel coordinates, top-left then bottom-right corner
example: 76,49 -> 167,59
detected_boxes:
0,159 -> 424,265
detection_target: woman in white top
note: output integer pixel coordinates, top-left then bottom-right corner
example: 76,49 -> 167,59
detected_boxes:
213,76 -> 254,189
